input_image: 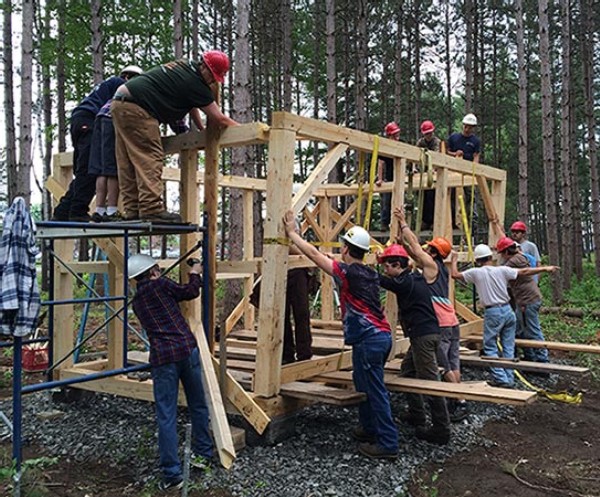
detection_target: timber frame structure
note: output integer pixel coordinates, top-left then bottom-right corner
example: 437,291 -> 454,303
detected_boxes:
46,111 -> 535,436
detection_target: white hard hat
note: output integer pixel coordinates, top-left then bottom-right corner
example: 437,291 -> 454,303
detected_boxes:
340,226 -> 371,251
473,244 -> 493,260
120,65 -> 144,76
463,113 -> 478,126
128,254 -> 157,279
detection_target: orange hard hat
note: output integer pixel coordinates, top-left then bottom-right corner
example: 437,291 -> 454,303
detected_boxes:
420,120 -> 435,134
202,50 -> 230,83
384,122 -> 401,137
426,237 -> 452,258
510,220 -> 527,232
496,236 -> 517,253
376,244 -> 409,264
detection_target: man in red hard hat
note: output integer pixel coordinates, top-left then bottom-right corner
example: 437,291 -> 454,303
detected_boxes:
393,207 -> 468,422
496,237 -> 550,363
378,242 -> 451,445
111,51 -> 239,223
416,120 -> 442,229
377,122 -> 401,230
509,221 -> 541,280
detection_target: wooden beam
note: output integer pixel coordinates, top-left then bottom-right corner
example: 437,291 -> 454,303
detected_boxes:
280,382 -> 366,406
455,301 -> 480,322
316,371 -> 536,405
161,168 -> 267,191
254,126 -> 296,397
476,175 -> 504,241
242,190 -> 255,330
459,319 -> 484,338
433,167 -> 450,238
195,322 -> 236,469
460,355 -> 589,375
106,262 -> 124,370
464,335 -> 600,354
291,143 -> 348,216
162,122 -> 270,154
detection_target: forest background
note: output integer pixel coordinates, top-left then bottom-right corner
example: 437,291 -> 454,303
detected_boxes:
1,0 -> 600,308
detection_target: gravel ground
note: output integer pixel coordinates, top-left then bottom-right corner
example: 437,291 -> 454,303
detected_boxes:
0,368 -> 558,497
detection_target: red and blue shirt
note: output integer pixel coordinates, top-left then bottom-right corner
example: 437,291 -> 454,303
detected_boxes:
332,260 -> 391,344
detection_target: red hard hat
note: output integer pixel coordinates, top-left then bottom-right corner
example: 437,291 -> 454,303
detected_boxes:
426,237 -> 452,258
203,50 -> 230,83
496,236 -> 517,253
384,122 -> 401,137
377,244 -> 409,263
420,120 -> 435,134
510,221 -> 527,232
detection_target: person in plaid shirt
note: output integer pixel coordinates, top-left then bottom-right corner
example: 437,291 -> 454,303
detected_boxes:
128,254 -> 211,491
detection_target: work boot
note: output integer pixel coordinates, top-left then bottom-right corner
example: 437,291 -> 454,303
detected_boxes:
141,210 -> 184,224
397,411 -> 427,428
91,212 -> 104,223
449,402 -> 470,423
358,442 -> 398,460
122,210 -> 140,221
415,426 -> 450,445
351,426 -> 376,443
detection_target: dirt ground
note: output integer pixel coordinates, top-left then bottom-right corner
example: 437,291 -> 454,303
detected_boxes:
408,376 -> 600,497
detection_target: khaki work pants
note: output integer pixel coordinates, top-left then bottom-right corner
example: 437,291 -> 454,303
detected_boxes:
111,100 -> 165,217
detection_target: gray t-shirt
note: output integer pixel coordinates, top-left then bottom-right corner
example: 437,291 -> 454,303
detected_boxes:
519,240 -> 541,282
461,265 -> 519,307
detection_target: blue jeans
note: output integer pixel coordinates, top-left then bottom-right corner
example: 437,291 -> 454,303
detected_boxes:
515,300 -> 548,362
152,347 -> 212,481
483,305 -> 516,384
352,331 -> 398,452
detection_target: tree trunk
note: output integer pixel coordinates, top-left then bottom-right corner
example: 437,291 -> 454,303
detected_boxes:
173,0 -> 183,58
282,0 -> 292,112
581,0 -> 600,276
224,0 -> 253,318
464,0 -> 474,112
444,1 -> 452,134
413,3 -> 421,138
16,0 -> 34,204
559,0 -> 573,289
90,0 -> 103,84
515,0 -> 528,220
538,0 -> 562,303
355,0 -> 367,131
326,0 -> 342,184
57,0 -> 67,151
2,0 -> 17,202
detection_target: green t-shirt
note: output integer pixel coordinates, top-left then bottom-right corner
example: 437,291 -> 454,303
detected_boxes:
126,59 -> 214,123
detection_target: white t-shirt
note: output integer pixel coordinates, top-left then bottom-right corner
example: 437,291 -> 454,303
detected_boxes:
462,265 -> 519,307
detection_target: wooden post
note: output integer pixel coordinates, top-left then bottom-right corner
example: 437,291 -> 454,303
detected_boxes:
242,190 -> 255,329
319,196 -> 334,321
204,124 -> 221,351
433,167 -> 450,238
490,179 -> 507,246
106,262 -> 124,369
179,149 -> 202,332
253,115 -> 295,397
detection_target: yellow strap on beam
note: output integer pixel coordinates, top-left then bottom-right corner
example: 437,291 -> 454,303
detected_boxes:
458,194 -> 473,262
263,237 -> 290,246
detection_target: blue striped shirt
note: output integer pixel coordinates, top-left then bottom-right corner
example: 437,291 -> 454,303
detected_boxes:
132,273 -> 201,366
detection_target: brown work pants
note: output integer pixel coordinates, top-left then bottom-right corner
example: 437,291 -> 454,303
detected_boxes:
111,100 -> 165,217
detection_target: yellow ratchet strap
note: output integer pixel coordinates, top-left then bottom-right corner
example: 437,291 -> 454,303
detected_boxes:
363,136 -> 380,231
263,237 -> 290,246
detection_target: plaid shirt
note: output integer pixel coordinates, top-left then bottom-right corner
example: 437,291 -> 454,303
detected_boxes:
0,197 -> 40,336
132,273 -> 201,366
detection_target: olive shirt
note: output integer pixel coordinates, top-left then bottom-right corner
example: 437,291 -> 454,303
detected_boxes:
505,253 -> 542,306
126,59 -> 214,124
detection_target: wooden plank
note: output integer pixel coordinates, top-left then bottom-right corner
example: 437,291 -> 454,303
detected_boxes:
280,382 -> 366,406
455,301 -> 480,322
459,355 -> 590,375
243,190 -> 255,330
162,122 -> 270,154
292,143 -> 348,216
61,261 -> 109,274
316,371 -> 536,405
195,323 -> 236,469
476,175 -> 504,241
254,126 -> 296,397
464,335 -> 600,354
319,196 -> 334,321
303,207 -> 327,242
330,200 -> 358,240
106,263 -> 124,370
161,168 -> 268,191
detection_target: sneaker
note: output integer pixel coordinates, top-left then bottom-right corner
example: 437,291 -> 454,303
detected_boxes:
158,476 -> 184,491
449,403 -> 469,423
102,211 -> 123,222
358,442 -> 398,460
397,411 -> 427,427
91,212 -> 104,223
415,426 -> 450,445
141,211 -> 184,224
351,426 -> 376,443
